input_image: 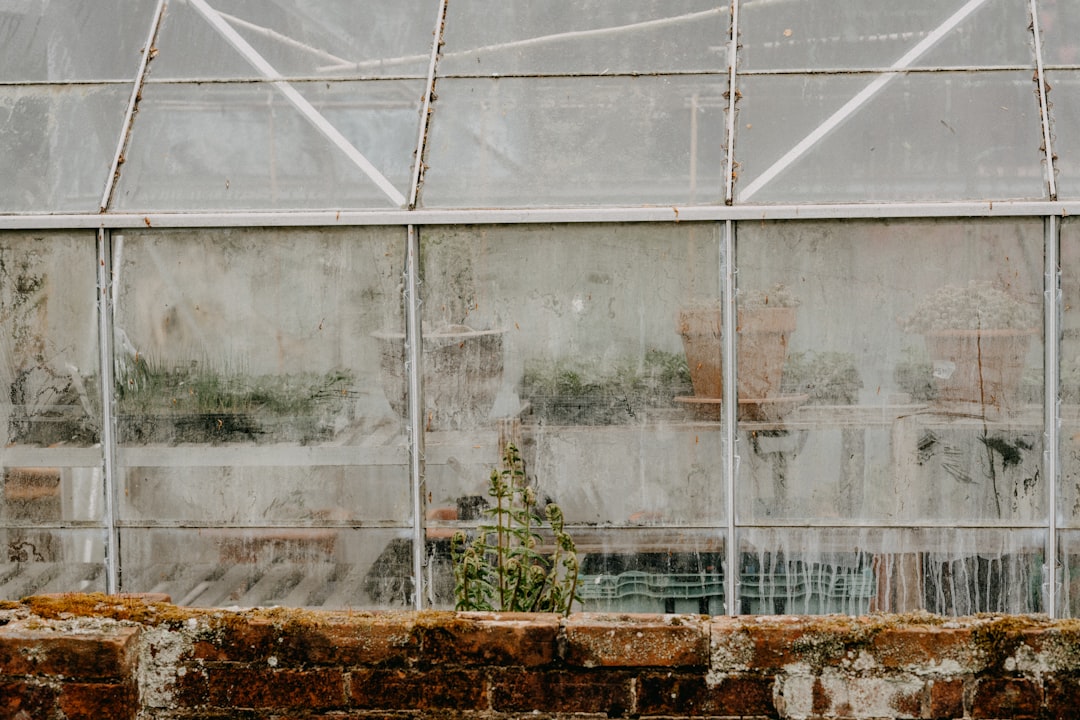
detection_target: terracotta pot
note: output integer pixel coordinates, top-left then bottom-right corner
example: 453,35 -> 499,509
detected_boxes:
374,325 -> 504,430
923,328 -> 1036,409
677,305 -> 797,401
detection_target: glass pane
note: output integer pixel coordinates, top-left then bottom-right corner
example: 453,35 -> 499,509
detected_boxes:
1039,0 -> 1080,67
113,228 -> 411,606
152,0 -> 437,80
113,81 -> 419,211
0,529 -> 106,599
417,223 -> 724,607
1060,530 -> 1080,618
0,85 -> 130,213
739,0 -> 1032,72
734,72 -> 1046,203
736,219 -> 1044,525
1047,71 -> 1080,199
739,528 -> 1044,615
120,528 -> 416,609
441,0 -> 727,76
0,2 -> 156,82
422,77 -> 726,207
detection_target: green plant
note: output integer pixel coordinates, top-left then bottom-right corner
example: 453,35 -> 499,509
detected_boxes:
899,280 -> 1039,333
451,443 -> 579,614
519,349 -> 692,425
782,350 -> 863,404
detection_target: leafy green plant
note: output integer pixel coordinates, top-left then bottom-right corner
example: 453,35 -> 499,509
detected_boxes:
519,349 -> 692,425
451,443 -> 579,614
899,280 -> 1038,333
781,350 -> 862,404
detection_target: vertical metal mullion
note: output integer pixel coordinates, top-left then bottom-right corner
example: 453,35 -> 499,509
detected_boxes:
1045,214 -> 1061,616
96,229 -> 120,594
405,225 -> 426,611
723,0 -> 740,205
724,220 -> 738,614
403,0 -> 447,610
1030,0 -> 1057,200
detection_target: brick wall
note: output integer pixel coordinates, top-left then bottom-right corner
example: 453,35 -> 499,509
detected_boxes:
2,594 -> 1080,719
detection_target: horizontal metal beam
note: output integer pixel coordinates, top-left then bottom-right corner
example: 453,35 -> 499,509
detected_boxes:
2,200 -> 1080,230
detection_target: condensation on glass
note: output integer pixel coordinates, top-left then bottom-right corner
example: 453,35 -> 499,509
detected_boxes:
0,232 -> 106,598
108,227 -> 411,608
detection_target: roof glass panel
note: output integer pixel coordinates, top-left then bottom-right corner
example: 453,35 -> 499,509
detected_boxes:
440,1 -> 728,76
0,85 -> 130,213
733,71 -> 1047,203
739,0 -> 1033,72
420,76 -> 726,208
1047,71 -> 1080,199
112,81 -> 420,212
150,0 -> 437,80
1039,0 -> 1080,67
0,1 -> 156,82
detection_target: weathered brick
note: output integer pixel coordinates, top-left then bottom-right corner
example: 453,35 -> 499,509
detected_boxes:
189,612 -> 417,667
972,677 -> 1042,719
58,682 -> 138,720
930,677 -> 966,718
349,667 -> 487,710
176,665 -> 346,710
413,612 -> 560,666
0,679 -> 56,718
563,613 -> 709,668
1045,676 -> 1080,720
0,623 -> 140,680
490,668 -> 633,715
870,625 -> 974,669
637,671 -> 776,716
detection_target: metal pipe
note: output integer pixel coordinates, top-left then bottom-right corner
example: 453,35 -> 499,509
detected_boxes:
405,225 -> 426,610
5,201 -> 1080,231
723,219 -> 739,614
96,229 -> 121,594
1045,214 -> 1061,616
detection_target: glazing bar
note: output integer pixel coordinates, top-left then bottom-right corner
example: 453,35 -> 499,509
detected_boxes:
1030,0 -> 1058,199
99,0 -> 167,212
96,229 -> 120,593
724,220 -> 738,614
406,225 -> 426,610
409,0 -> 449,209
1045,214 -> 1060,616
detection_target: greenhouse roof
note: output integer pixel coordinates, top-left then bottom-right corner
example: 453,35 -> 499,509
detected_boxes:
1,0 -> 1076,217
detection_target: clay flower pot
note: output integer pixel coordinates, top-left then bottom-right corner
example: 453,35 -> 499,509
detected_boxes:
374,325 -> 504,430
923,328 -> 1036,409
677,304 -> 797,419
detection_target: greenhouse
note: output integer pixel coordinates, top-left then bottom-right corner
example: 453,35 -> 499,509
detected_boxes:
2,0 -> 1079,618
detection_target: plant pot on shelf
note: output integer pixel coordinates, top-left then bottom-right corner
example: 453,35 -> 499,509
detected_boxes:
922,328 -> 1037,411
374,325 -> 505,431
676,304 -> 800,421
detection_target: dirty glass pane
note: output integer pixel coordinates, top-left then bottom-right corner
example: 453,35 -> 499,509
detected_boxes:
417,223 -> 725,610
739,0 -> 1032,72
0,85 -> 131,213
1046,71 -> 1080,199
421,77 -> 726,207
0,529 -> 106,599
1039,0 -> 1080,67
1058,531 -> 1080,618
0,231 -> 104,597
119,528 -> 417,609
739,528 -> 1044,615
0,2 -> 156,82
735,219 -> 1044,526
113,81 -> 419,212
734,72 -> 1046,203
112,228 -> 410,609
440,0 -> 727,76
151,0 -> 437,80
